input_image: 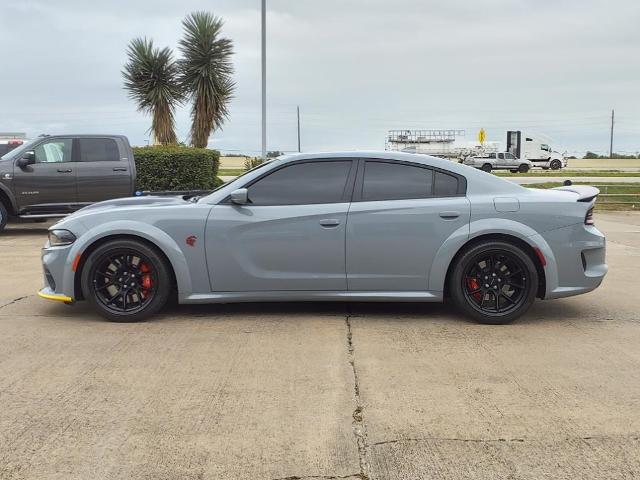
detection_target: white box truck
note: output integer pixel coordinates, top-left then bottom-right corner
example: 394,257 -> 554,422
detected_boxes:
506,131 -> 566,170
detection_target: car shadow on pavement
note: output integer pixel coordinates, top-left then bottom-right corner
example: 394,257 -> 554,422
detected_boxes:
29,297 -> 589,326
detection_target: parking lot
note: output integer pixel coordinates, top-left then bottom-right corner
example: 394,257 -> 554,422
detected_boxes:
1,213 -> 639,480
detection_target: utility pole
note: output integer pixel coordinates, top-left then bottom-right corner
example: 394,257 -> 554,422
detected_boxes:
261,0 -> 267,160
609,109 -> 615,159
296,105 -> 301,152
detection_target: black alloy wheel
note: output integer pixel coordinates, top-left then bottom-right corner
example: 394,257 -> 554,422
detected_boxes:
81,239 -> 172,322
450,241 -> 538,324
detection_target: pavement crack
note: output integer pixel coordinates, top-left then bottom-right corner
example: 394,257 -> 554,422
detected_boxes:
271,475 -> 363,480
345,306 -> 370,480
0,295 -> 32,310
371,437 -> 526,447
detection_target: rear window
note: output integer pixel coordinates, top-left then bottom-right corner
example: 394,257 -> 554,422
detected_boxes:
433,171 -> 459,196
362,162 -> 433,201
78,138 -> 120,162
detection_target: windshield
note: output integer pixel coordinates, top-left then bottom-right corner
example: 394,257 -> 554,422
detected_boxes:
0,138 -> 38,161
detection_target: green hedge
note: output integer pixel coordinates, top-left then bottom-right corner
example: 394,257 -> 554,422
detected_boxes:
133,146 -> 220,192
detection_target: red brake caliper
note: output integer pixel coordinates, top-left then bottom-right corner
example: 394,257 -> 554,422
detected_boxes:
139,262 -> 153,299
467,278 -> 482,300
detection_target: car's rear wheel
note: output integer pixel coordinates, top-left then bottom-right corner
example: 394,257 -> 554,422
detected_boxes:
550,160 -> 561,170
518,163 -> 530,173
0,202 -> 7,232
450,241 -> 538,324
81,239 -> 172,322
481,163 -> 492,173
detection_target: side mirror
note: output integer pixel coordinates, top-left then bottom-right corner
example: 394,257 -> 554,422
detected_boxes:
17,152 -> 35,169
230,188 -> 249,205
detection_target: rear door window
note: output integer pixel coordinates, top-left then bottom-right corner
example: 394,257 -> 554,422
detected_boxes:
362,161 -> 433,201
78,138 -> 120,162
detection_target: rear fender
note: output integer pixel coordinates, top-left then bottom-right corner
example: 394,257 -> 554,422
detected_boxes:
428,218 -> 558,298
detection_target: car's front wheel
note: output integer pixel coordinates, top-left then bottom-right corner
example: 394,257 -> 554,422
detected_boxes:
450,241 -> 538,324
550,160 -> 562,170
81,239 -> 172,322
518,163 -> 530,173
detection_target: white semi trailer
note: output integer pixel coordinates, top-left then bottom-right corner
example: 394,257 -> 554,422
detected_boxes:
506,131 -> 566,170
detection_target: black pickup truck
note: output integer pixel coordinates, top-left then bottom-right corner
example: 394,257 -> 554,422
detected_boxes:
0,134 -> 136,231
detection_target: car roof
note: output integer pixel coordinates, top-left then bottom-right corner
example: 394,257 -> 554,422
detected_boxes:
279,150 -> 463,169
34,134 -> 129,139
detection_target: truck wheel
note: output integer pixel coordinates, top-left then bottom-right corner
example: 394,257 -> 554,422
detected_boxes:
550,160 -> 561,170
0,202 -> 8,232
518,164 -> 530,173
481,164 -> 492,173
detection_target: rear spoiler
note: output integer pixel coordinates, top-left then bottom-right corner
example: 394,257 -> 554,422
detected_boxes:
551,185 -> 599,203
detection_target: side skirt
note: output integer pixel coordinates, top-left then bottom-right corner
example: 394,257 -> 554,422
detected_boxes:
180,290 -> 443,304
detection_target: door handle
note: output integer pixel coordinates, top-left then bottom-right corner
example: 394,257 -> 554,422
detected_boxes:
113,167 -> 128,172
319,219 -> 341,227
57,169 -> 73,173
439,211 -> 460,219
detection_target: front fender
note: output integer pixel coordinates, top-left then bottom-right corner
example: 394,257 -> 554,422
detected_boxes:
59,220 -> 192,298
428,218 -> 559,297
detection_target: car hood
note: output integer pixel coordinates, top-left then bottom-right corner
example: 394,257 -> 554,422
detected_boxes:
73,195 -> 190,215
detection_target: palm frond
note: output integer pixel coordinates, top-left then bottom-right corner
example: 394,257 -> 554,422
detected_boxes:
178,11 -> 235,148
122,37 -> 183,145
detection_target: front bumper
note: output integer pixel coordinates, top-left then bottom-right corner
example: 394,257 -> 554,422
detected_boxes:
40,243 -> 75,303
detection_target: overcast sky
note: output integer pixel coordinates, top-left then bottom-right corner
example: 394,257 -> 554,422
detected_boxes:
1,0 -> 639,155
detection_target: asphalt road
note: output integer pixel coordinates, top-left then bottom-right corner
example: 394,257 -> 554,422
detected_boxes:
1,214 -> 640,479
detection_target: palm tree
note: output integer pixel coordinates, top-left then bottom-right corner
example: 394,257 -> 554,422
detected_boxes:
122,38 -> 183,145
179,12 -> 235,148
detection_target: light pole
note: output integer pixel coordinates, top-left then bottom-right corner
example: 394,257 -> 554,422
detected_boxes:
261,0 -> 267,160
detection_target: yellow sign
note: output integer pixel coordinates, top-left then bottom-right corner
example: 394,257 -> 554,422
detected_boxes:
478,128 -> 486,145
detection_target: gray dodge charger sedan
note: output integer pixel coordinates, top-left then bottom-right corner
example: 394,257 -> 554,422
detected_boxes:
38,151 -> 607,324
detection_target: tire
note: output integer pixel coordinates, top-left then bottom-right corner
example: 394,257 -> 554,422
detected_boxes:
0,202 -> 7,232
450,241 -> 538,324
518,164 -> 530,173
550,160 -> 561,170
81,239 -> 172,322
481,163 -> 492,173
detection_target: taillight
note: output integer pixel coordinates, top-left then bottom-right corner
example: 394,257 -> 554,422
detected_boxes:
585,207 -> 594,225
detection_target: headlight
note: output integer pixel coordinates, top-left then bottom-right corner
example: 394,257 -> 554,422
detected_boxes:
48,229 -> 76,246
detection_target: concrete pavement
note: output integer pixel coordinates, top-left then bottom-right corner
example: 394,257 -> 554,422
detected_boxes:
1,213 -> 640,479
